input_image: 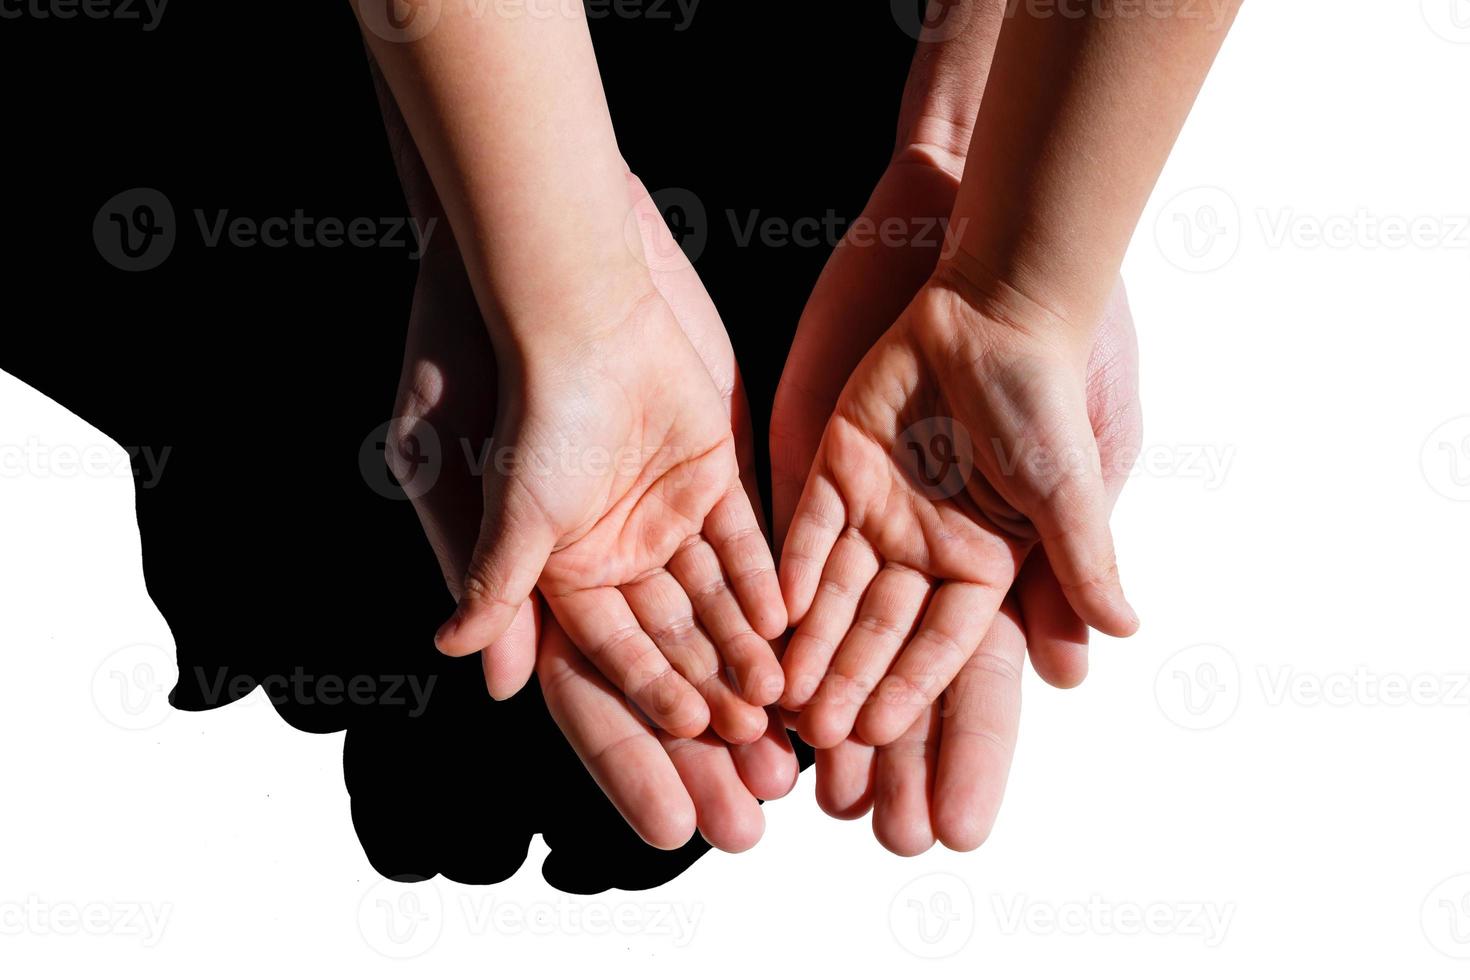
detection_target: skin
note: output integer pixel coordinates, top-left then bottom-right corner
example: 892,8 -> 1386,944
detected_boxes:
779,0 -> 1241,756
771,149 -> 1141,852
361,0 -> 1238,854
355,1 -> 788,738
368,54 -> 795,852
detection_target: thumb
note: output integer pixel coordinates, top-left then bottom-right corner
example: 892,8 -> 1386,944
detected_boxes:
434,469 -> 558,667
1025,420 -> 1139,638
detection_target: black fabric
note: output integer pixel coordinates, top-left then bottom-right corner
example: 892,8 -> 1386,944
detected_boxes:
0,2 -> 918,891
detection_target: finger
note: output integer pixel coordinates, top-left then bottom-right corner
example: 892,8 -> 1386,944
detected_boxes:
1015,549 -> 1090,689
730,708 -> 800,801
1029,439 -> 1139,637
871,706 -> 940,857
434,471 -> 558,661
704,485 -> 787,640
931,602 -> 1026,852
479,598 -> 539,700
779,529 -> 882,711
547,587 -> 710,739
657,731 -> 766,853
537,616 -> 696,851
856,579 -> 1004,746
620,569 -> 768,745
814,740 -> 877,820
778,466 -> 846,624
668,535 -> 784,708
798,563 -> 931,749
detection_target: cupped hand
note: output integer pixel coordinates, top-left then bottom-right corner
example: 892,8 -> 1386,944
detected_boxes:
429,204 -> 787,746
385,160 -> 796,850
770,149 -> 1140,851
780,270 -> 1140,751
801,291 -> 1140,853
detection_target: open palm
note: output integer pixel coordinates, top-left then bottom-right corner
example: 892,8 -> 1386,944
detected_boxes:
781,273 -> 1140,751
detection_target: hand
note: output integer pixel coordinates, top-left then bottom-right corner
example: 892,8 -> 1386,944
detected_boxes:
428,203 -> 788,746
797,289 -> 1141,854
388,171 -> 797,850
770,150 -> 1140,852
779,261 -> 1141,752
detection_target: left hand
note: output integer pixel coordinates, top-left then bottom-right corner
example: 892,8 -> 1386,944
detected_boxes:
385,143 -> 796,850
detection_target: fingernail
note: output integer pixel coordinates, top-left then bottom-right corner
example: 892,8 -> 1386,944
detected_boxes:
433,607 -> 462,653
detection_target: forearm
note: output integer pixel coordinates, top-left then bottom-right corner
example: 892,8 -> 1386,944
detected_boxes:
893,0 -> 1008,168
353,1 -> 649,361
942,1 -> 1242,343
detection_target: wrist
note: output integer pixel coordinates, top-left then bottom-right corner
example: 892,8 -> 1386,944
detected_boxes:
924,255 -> 1098,367
489,268 -> 662,373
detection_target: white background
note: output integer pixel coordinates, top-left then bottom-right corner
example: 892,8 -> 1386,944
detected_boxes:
5,2 -> 1470,975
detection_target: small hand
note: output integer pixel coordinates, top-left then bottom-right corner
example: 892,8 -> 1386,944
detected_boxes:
387,167 -> 796,850
803,290 -> 1141,853
429,199 -> 787,744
